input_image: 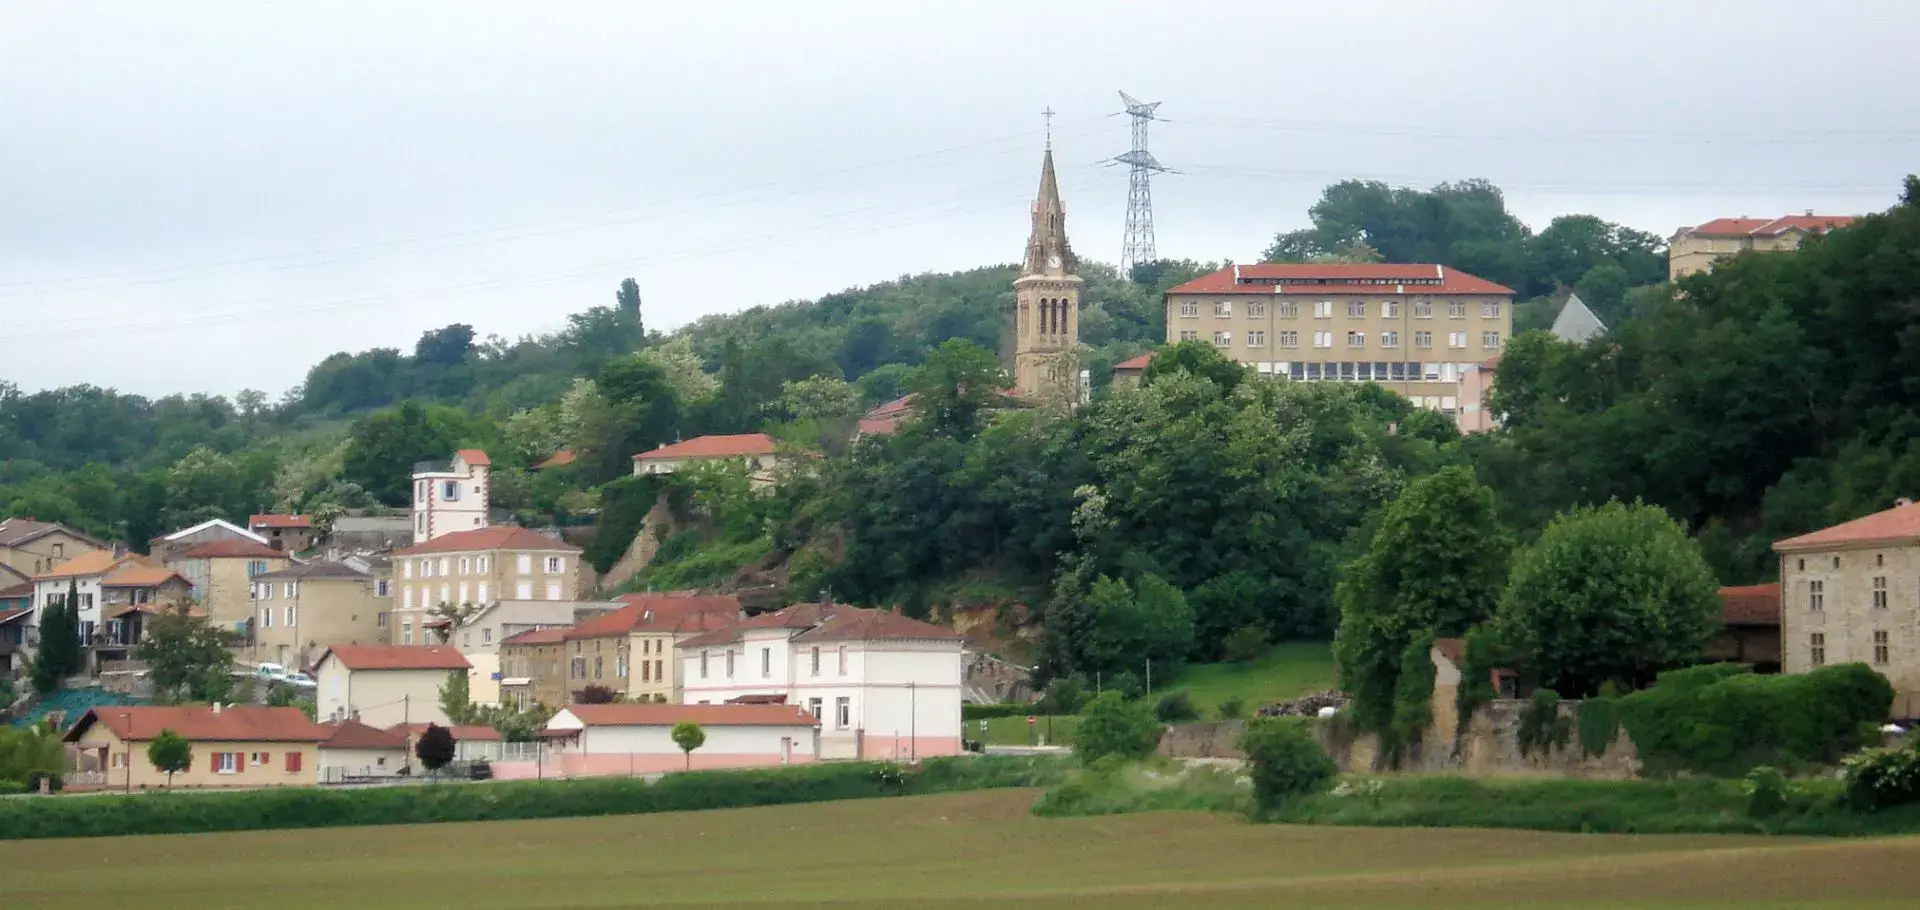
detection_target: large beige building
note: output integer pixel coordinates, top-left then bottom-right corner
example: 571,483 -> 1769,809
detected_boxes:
1162,263 -> 1514,425
251,562 -> 387,671
0,518 -> 106,579
1775,498 -> 1920,718
1668,213 -> 1856,280
562,593 -> 742,704
389,526 -> 585,647
164,539 -> 291,635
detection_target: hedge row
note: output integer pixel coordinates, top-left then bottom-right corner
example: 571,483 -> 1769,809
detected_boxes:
962,703 -> 1038,721
1619,662 -> 1891,776
0,755 -> 1068,841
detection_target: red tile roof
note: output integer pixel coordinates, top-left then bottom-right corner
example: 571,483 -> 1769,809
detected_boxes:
172,539 -> 287,560
1433,637 -> 1465,665
249,514 -> 313,530
680,602 -> 960,648
502,627 -> 571,646
1113,352 -> 1156,371
726,694 -> 790,705
31,549 -> 121,580
2,582 -> 37,600
1686,217 -> 1773,237
1774,499 -> 1920,551
387,723 -> 503,742
567,593 -> 743,639
855,418 -> 902,437
633,433 -> 779,462
865,394 -> 919,421
1686,214 -> 1856,238
1718,584 -> 1781,627
1166,263 -> 1515,297
101,561 -> 188,588
321,719 -> 408,750
560,703 -> 817,728
319,644 -> 471,671
0,608 -> 30,625
392,525 -> 580,556
455,449 -> 492,467
535,449 -> 577,470
65,706 -> 329,743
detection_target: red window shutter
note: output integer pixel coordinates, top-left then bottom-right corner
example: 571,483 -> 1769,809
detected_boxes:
261,752 -> 271,766
287,751 -> 302,772
234,753 -> 244,774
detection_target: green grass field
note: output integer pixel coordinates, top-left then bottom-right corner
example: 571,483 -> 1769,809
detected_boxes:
1165,641 -> 1338,714
3,790 -> 1917,908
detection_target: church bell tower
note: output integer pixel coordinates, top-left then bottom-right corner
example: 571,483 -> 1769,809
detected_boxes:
1012,128 -> 1083,403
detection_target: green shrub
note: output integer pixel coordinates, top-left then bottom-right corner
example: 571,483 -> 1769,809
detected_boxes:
0,755 -> 1067,841
1239,717 -> 1337,814
1621,662 -> 1892,776
1031,759 -> 1249,818
1222,624 -> 1269,663
1037,675 -> 1089,715
1154,691 -> 1199,724
1842,745 -> 1920,811
1516,689 -> 1571,758
0,779 -> 26,796
1216,694 -> 1247,721
1577,696 -> 1620,758
1745,766 -> 1788,820
1075,692 -> 1162,764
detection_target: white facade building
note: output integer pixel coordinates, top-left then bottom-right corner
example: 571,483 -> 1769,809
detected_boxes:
678,603 -> 964,760
410,449 -> 492,545
541,703 -> 819,775
314,644 -> 470,728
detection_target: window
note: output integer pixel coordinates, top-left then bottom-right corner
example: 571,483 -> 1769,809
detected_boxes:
1314,301 -> 1333,318
544,581 -> 562,601
1177,300 -> 1199,317
283,582 -> 296,598
1481,331 -> 1502,349
111,751 -> 127,769
1213,300 -> 1232,317
517,555 -> 532,574
1382,301 -> 1400,319
458,557 -> 470,575
249,751 -> 267,766
655,659 -> 662,681
442,481 -> 461,501
1381,331 -> 1400,348
1423,362 -> 1441,381
1483,302 -> 1503,318
516,581 -> 533,600
438,558 -> 450,577
476,556 -> 489,573
438,585 -> 450,605
260,584 -> 273,602
1871,576 -> 1889,609
377,612 -> 388,629
376,580 -> 391,597
285,605 -> 297,627
1809,579 -> 1825,611
1810,632 -> 1826,667
1346,331 -> 1365,347
571,657 -> 586,679
1312,331 -> 1333,349
726,650 -> 736,677
1212,331 -> 1232,347
1276,302 -> 1299,319
1874,630 -> 1890,666
1447,301 -> 1467,318
483,628 -> 493,645
477,583 -> 488,603
1177,329 -> 1199,342
546,556 -> 565,573
838,645 -> 848,675
811,646 -> 821,676
1247,331 -> 1267,349
402,621 -> 413,645
216,752 -> 239,774
809,697 -> 823,720
761,647 -> 771,677
415,513 -> 426,534
1279,330 -> 1299,348
836,696 -> 851,729
457,583 -> 469,605
1414,331 -> 1433,349
1448,332 -> 1467,349
419,559 -> 431,579
248,559 -> 266,578
1347,301 -> 1366,318
1413,301 -> 1432,318
1247,301 -> 1267,318
700,650 -> 709,678
402,560 -> 413,580
261,608 -> 273,629
622,655 -> 633,679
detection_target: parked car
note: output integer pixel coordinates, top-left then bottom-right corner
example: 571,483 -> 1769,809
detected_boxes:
281,672 -> 317,689
252,662 -> 288,682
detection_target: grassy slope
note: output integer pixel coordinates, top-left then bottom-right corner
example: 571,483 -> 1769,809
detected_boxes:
1165,641 -> 1338,714
5,790 -> 1919,908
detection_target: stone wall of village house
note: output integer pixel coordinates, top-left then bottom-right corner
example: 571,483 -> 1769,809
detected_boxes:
392,548 -> 584,645
252,578 -> 385,672
1781,543 -> 1920,718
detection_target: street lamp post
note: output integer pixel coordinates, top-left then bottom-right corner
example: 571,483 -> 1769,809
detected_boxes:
907,681 -> 917,762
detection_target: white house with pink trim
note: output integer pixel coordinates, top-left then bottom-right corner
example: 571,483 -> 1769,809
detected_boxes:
537,703 -> 819,776
677,602 -> 964,761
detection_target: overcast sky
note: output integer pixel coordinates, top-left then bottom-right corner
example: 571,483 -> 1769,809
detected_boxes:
3,1 -> 1915,398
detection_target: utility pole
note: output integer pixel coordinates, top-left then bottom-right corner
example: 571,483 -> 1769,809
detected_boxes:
1110,91 -> 1176,278
1145,658 -> 1152,697
908,681 -> 918,762
402,694 -> 411,775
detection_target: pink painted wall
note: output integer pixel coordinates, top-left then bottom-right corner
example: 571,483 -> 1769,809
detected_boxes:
489,751 -> 814,780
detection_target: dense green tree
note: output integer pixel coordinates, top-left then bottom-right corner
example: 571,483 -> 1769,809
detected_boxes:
671,721 -> 706,770
138,609 -> 236,703
146,729 -> 192,788
1043,573 -> 1194,683
1073,691 -> 1162,764
1497,501 -> 1719,696
1139,339 -> 1247,394
340,401 -> 480,505
901,339 -> 1007,441
1335,467 -> 1511,745
30,593 -> 81,693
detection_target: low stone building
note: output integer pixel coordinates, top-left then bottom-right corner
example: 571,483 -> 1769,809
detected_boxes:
1708,583 -> 1781,670
1775,497 -> 1920,718
499,627 -> 571,710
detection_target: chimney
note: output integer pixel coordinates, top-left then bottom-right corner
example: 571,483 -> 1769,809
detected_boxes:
1898,497 -> 1914,507
1805,209 -> 1815,217
211,702 -> 222,716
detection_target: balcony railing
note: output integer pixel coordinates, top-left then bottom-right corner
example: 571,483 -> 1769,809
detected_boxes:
413,460 -> 454,475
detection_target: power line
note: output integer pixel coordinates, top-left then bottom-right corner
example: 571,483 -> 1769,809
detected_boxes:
1110,90 -> 1175,275
0,116 -> 1114,296
1177,164 -> 1899,197
1178,114 -> 1920,145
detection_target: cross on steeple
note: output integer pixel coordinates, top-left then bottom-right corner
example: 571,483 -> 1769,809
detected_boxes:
1042,106 -> 1055,149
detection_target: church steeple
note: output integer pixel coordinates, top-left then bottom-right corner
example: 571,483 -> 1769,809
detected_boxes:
1022,146 -> 1078,278
1011,128 -> 1083,405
